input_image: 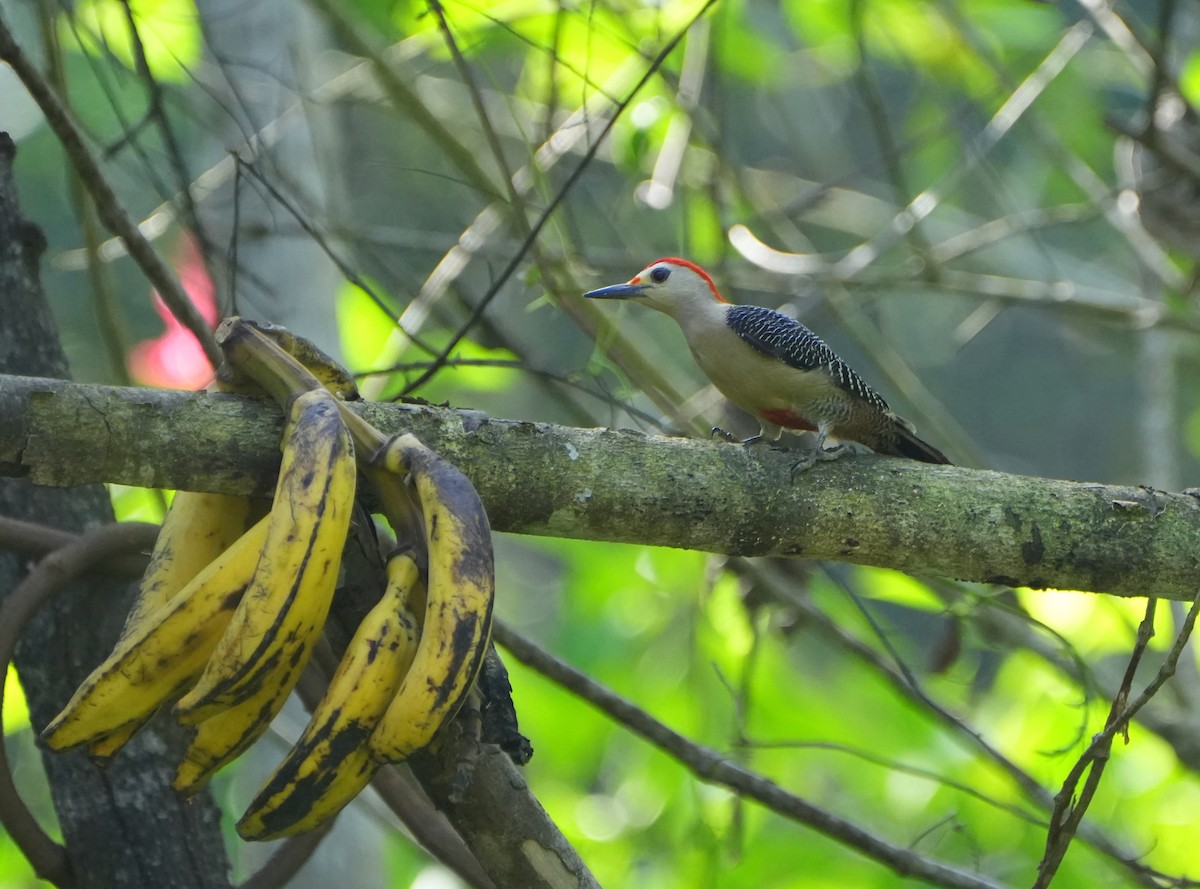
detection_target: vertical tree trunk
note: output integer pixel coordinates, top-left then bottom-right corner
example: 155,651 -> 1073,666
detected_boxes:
0,132 -> 233,889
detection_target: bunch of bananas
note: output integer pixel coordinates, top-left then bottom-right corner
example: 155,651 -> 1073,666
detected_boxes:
40,319 -> 496,841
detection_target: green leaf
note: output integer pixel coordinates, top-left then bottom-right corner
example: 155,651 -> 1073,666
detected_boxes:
2,665 -> 29,735
109,484 -> 165,523
855,566 -> 943,611
1183,52 -> 1200,107
336,280 -> 398,376
68,0 -> 200,81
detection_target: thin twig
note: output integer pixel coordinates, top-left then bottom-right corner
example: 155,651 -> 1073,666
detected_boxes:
427,0 -> 523,212
365,357 -> 672,432
849,0 -> 936,274
0,521 -> 161,889
37,5 -> 134,385
0,515 -> 150,577
238,824 -> 333,889
115,0 -> 221,292
306,0 -> 502,199
230,157 -> 437,357
1033,592 -> 1152,886
1033,591 -> 1200,888
752,560 -> 1047,800
936,3 -> 1180,290
744,559 -> 1171,888
0,9 -> 221,369
403,0 -> 721,393
745,737 -> 1048,829
493,620 -> 1009,889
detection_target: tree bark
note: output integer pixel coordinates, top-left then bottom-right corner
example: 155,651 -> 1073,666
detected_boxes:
0,133 -> 232,888
0,372 -> 1195,602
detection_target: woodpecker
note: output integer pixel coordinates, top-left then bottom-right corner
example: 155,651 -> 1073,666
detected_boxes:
584,257 -> 950,464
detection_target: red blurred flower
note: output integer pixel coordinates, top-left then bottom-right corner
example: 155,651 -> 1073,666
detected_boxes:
128,236 -> 218,389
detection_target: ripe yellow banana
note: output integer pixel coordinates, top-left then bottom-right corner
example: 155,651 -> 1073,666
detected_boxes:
236,550 -> 425,839
171,662 -> 297,795
127,491 -> 254,633
215,316 -> 427,552
174,387 -> 356,723
83,724 -> 141,763
368,434 -> 494,763
40,512 -> 271,752
87,491 -> 253,762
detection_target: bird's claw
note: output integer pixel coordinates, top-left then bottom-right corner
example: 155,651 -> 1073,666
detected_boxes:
711,426 -> 764,444
788,443 -> 849,482
712,426 -> 768,446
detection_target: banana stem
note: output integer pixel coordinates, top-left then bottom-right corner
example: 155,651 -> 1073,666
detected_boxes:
214,318 -> 325,409
214,317 -> 427,553
363,464 -> 426,563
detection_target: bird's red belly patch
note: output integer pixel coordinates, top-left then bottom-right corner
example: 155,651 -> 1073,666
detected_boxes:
760,408 -> 816,431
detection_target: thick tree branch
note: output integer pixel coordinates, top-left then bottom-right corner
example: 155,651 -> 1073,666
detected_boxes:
0,374 -> 1195,600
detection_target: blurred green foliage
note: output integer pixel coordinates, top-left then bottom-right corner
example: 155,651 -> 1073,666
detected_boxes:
6,0 -> 1200,886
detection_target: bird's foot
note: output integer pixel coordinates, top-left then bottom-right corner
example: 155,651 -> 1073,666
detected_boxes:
712,426 -> 767,446
789,443 -> 849,481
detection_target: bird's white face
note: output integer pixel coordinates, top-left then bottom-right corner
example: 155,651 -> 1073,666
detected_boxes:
583,258 -> 725,319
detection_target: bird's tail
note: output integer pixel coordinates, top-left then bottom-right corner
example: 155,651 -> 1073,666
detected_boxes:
889,421 -> 951,464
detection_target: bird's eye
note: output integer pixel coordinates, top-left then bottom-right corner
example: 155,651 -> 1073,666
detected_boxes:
650,266 -> 670,283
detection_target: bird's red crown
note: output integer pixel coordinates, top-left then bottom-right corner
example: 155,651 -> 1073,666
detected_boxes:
635,257 -> 726,303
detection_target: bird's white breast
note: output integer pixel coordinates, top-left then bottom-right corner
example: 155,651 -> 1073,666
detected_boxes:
674,306 -> 839,417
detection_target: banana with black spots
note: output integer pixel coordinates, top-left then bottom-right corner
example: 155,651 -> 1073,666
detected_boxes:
236,550 -> 425,838
174,387 -> 356,722
40,512 -> 271,751
124,491 -> 254,635
368,434 -> 494,763
172,656 -> 299,794
215,316 -> 426,549
86,490 -> 254,762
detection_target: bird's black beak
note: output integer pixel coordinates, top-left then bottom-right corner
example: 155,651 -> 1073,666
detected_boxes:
582,282 -> 648,300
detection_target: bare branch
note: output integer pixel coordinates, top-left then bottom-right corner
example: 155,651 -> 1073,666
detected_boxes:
494,621 -> 1008,889
1035,591 -> 1200,887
